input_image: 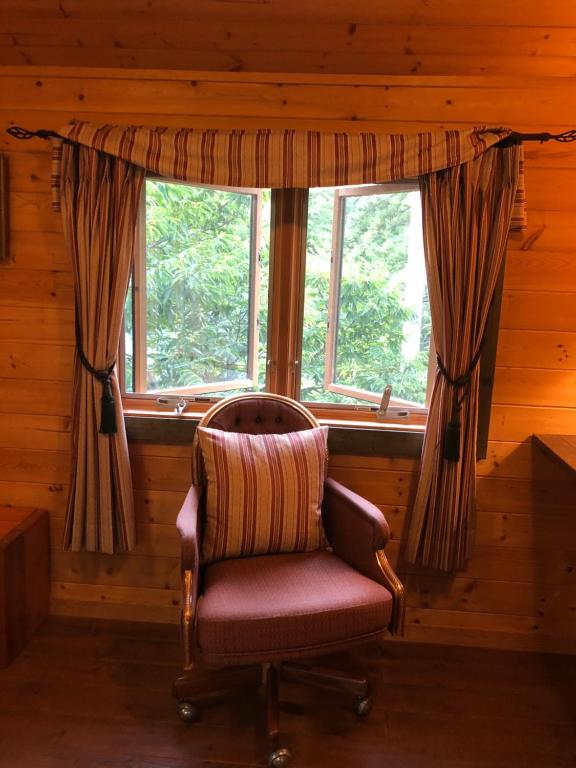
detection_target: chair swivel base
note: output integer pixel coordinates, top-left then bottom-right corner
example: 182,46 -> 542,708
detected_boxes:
269,747 -> 292,768
280,660 -> 372,717
174,661 -> 372,767
266,662 -> 371,766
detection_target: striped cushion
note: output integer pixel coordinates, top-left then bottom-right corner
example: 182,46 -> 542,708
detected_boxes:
197,426 -> 329,563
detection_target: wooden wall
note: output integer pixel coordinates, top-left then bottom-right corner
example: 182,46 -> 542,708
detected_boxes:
0,1 -> 576,653
2,1 -> 576,77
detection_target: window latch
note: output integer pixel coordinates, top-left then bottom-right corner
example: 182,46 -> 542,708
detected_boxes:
156,396 -> 187,415
376,385 -> 392,421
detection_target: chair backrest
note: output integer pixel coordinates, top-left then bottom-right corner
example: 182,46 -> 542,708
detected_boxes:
191,392 -> 320,488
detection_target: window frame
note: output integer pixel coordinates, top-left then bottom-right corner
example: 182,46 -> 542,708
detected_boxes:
124,177 -> 264,399
322,181 -> 434,414
121,181 -> 503,460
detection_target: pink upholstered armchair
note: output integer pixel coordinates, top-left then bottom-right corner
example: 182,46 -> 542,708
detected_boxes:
173,393 -> 404,768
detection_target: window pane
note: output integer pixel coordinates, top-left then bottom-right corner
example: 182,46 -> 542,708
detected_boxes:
124,275 -> 134,392
126,181 -> 269,396
301,186 -> 431,408
167,192 -> 271,401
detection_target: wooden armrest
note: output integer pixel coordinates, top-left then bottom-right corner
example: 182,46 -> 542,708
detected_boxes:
177,485 -> 202,573
176,485 -> 202,669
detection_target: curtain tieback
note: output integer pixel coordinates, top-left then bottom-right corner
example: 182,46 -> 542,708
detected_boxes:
75,312 -> 117,435
436,347 -> 483,463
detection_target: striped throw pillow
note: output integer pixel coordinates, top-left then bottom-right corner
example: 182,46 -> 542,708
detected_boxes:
197,425 -> 329,563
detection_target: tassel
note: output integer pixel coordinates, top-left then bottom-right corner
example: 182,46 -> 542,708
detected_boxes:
74,311 -> 118,434
99,377 -> 117,434
443,419 -> 461,462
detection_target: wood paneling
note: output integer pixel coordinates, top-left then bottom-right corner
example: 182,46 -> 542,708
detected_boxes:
490,404 -> 576,442
0,1 -> 575,652
1,0 -> 576,27
0,267 -> 72,308
504,251 -> 576,293
4,75 -> 576,127
0,342 -> 72,380
0,379 -> 71,416
2,2 -> 576,77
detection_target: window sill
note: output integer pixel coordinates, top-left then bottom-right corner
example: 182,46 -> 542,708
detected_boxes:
124,410 -> 424,458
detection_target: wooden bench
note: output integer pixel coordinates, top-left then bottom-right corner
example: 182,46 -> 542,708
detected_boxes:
0,507 -> 50,668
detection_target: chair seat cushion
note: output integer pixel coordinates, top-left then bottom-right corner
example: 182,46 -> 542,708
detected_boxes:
197,550 -> 393,664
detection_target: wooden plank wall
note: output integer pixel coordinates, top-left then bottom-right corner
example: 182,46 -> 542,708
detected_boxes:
0,1 -> 576,653
1,0 -> 576,77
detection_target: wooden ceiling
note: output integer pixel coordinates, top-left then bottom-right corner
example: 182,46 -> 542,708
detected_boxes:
1,0 -> 576,76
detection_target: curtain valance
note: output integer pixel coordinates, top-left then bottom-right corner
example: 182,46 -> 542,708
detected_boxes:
51,121 -> 526,229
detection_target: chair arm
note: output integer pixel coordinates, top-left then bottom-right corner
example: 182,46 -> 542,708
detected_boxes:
177,485 -> 202,573
322,478 -> 405,635
176,485 -> 202,669
322,477 -> 390,555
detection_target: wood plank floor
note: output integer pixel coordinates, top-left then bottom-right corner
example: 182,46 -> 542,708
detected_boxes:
0,618 -> 574,768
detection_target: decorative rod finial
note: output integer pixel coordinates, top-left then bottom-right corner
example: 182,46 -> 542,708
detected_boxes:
554,130 -> 576,143
498,129 -> 576,148
6,126 -> 60,141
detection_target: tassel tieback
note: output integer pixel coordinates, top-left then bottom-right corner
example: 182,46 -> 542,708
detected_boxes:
436,347 -> 483,463
75,312 -> 117,435
91,368 -> 117,435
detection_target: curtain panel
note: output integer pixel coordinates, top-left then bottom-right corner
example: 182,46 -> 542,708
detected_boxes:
53,120 -> 524,559
405,145 -> 522,571
61,143 -> 144,553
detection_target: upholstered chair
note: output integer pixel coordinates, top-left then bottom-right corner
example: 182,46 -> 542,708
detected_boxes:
173,393 -> 404,768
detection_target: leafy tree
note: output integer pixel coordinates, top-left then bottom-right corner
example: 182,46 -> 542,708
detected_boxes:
134,182 -> 269,393
125,181 -> 431,407
302,188 -> 431,405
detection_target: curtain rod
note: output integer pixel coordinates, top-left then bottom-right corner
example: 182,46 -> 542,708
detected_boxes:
496,130 -> 576,146
5,126 -> 576,146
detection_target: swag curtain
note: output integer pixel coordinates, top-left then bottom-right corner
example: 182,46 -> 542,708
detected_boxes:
61,143 -> 144,553
51,122 -> 525,225
405,145 -> 522,570
54,121 -> 524,560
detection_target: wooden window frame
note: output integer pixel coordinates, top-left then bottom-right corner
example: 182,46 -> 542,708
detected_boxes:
124,178 -> 263,401
322,182 -> 434,416
122,181 -> 502,459
265,188 -> 308,400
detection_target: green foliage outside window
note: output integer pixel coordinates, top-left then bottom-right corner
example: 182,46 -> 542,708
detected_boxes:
141,181 -> 269,393
126,181 -> 431,406
302,188 -> 431,405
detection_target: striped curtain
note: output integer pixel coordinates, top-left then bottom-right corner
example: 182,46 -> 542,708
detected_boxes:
51,121 -> 526,230
404,145 -> 522,571
61,143 -> 145,553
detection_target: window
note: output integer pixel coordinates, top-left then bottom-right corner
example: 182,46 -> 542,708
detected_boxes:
301,184 -> 433,417
123,179 -> 434,426
123,175 -> 503,458
123,178 -> 434,424
124,180 -> 271,400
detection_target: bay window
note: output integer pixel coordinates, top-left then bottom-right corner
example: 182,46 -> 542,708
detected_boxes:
123,177 -> 439,427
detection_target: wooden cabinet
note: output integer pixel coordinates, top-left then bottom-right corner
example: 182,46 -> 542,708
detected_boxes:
0,507 -> 49,667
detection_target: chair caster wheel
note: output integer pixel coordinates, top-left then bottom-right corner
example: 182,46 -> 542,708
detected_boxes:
354,696 -> 372,717
177,701 -> 199,723
268,747 -> 292,767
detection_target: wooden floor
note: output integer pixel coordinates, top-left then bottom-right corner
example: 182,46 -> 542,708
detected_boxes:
0,618 -> 575,768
